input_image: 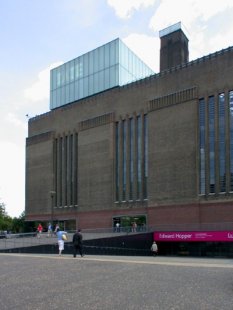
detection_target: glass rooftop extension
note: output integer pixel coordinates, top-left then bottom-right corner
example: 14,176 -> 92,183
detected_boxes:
50,38 -> 154,109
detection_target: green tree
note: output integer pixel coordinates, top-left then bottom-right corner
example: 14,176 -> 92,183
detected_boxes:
11,211 -> 36,233
0,202 -> 13,232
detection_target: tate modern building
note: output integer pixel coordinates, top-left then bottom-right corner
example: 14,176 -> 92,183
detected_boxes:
26,23 -> 233,250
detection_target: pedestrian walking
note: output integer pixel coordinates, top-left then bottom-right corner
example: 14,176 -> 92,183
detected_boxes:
47,222 -> 52,237
56,228 -> 67,256
151,241 -> 158,256
72,229 -> 84,257
115,222 -> 120,232
37,223 -> 43,238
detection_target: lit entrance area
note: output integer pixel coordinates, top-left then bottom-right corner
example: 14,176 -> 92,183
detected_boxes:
112,215 -> 147,232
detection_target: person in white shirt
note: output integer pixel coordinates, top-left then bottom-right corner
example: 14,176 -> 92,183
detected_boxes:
151,241 -> 158,256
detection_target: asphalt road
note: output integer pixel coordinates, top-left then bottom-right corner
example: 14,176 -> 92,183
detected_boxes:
0,254 -> 232,310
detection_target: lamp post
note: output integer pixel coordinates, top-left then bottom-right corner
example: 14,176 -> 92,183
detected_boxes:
49,191 -> 56,229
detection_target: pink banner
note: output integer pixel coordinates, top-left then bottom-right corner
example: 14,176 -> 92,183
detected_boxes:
154,231 -> 233,242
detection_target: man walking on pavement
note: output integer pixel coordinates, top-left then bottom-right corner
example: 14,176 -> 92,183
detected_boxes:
72,229 -> 84,257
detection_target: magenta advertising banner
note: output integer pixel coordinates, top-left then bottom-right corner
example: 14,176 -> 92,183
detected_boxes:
154,231 -> 233,242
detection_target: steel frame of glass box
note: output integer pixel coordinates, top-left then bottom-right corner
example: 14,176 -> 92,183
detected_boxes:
50,38 -> 154,110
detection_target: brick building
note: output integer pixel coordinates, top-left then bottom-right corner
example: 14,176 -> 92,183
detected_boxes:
26,22 -> 233,236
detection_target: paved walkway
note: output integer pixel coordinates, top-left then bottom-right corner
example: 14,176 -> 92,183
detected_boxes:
0,232 -> 134,250
0,254 -> 232,310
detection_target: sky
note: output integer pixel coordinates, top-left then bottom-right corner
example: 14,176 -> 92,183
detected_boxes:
1,0 -> 233,217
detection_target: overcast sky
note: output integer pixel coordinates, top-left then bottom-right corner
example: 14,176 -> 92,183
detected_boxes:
1,0 -> 233,217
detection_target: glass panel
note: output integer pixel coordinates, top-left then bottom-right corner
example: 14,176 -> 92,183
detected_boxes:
104,43 -> 110,67
61,86 -> 65,107
57,68 -> 61,88
65,63 -> 69,84
93,73 -> 99,93
83,54 -> 88,77
99,70 -> 104,92
61,65 -> 65,86
57,88 -> 61,107
69,82 -> 75,103
104,68 -> 110,89
89,74 -> 94,96
88,51 -> 94,75
65,85 -> 69,104
74,80 -> 79,100
93,48 -> 98,73
70,61 -> 75,82
83,76 -> 88,97
78,79 -> 83,99
52,70 -> 56,90
109,65 -> 117,88
110,40 -> 116,66
99,46 -> 104,71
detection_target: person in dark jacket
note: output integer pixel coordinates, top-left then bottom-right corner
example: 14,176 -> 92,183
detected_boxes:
72,229 -> 84,257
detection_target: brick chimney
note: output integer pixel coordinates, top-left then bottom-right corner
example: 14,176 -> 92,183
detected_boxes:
159,22 -> 189,72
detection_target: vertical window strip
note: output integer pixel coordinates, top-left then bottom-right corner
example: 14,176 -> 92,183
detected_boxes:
54,138 -> 58,207
229,91 -> 233,191
129,118 -> 134,200
137,115 -> 141,199
70,134 -> 73,205
219,93 -> 226,192
59,137 -> 63,206
208,96 -> 215,193
122,120 -> 127,201
115,122 -> 119,201
199,98 -> 205,194
74,133 -> 78,206
64,136 -> 68,206
144,114 -> 148,199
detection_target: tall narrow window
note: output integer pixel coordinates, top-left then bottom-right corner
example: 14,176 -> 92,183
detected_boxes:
199,98 -> 205,194
129,118 -> 134,200
69,134 -> 73,205
143,114 -> 148,199
229,91 -> 233,191
122,120 -> 127,201
208,96 -> 215,193
137,115 -> 142,199
115,122 -> 119,201
115,114 -> 147,202
64,136 -> 68,206
219,93 -> 226,192
73,133 -> 78,206
59,137 -> 63,206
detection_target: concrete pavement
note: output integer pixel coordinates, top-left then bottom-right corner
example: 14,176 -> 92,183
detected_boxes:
0,254 -> 232,310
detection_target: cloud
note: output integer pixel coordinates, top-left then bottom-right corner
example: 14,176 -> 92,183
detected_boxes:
123,34 -> 159,72
150,0 -> 233,32
107,0 -> 156,19
24,62 -> 63,102
0,141 -> 25,217
6,112 -> 27,130
149,0 -> 233,60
